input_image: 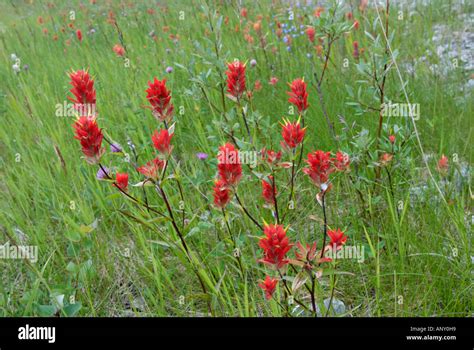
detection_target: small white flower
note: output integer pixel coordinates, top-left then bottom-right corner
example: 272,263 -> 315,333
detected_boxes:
10,53 -> 18,61
12,63 -> 21,73
320,183 -> 328,192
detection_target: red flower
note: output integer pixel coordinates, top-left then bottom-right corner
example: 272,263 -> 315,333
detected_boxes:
353,19 -> 359,30
146,78 -> 174,122
437,154 -> 448,175
217,143 -> 242,186
353,41 -> 359,59
261,175 -> 276,204
287,78 -> 309,113
327,229 -> 347,250
254,80 -> 262,92
137,157 -> 165,180
281,119 -> 305,149
226,61 -> 246,100
303,150 -> 333,187
314,7 -> 323,17
240,7 -> 248,18
269,76 -> 279,86
258,276 -> 278,300
295,242 -> 318,262
258,224 -> 293,269
68,70 -> 96,112
261,148 -> 282,166
72,116 -> 104,164
213,179 -> 231,208
333,151 -> 350,172
76,29 -> 82,42
306,27 -> 315,42
389,135 -> 396,144
114,172 -> 129,192
152,129 -> 173,155
380,153 -> 393,166
294,242 -> 332,269
113,44 -> 125,57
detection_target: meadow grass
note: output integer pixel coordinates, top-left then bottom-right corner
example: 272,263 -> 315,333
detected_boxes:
0,0 -> 472,317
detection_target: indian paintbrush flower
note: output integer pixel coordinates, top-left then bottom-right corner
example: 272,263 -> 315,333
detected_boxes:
261,175 -> 276,204
261,148 -> 282,166
258,276 -> 278,300
217,143 -> 242,186
113,44 -> 125,57
333,151 -> 351,172
73,116 -> 104,164
353,41 -> 359,59
114,172 -> 129,192
213,179 -> 231,208
146,77 -> 174,122
136,157 -> 165,180
281,118 -> 306,150
380,153 -> 393,166
303,150 -> 333,187
306,27 -> 315,42
293,242 -> 332,269
287,78 -> 309,113
437,154 -> 449,175
258,224 -> 293,269
327,229 -> 347,250
152,129 -> 174,156
68,69 -> 96,113
225,60 -> 246,100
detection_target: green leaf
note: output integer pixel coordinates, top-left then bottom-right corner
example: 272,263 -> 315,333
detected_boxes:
66,261 -> 78,273
65,231 -> 81,242
37,304 -> 56,316
64,302 -> 82,317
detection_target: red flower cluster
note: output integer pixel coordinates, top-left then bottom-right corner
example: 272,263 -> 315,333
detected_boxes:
76,29 -> 82,42
114,172 -> 129,192
137,157 -> 165,180
304,150 -> 350,187
113,44 -> 125,57
327,229 -> 347,250
73,116 -> 104,164
353,41 -> 359,59
212,143 -> 243,208
261,175 -> 276,204
281,119 -> 306,149
213,179 -> 231,208
304,150 -> 332,186
68,70 -> 96,112
146,78 -> 174,122
306,27 -> 315,43
226,61 -> 246,100
258,224 -> 293,269
152,129 -> 173,155
294,241 -> 332,269
333,151 -> 351,172
258,276 -> 278,300
261,148 -> 282,166
287,78 -> 309,113
217,143 -> 242,187
353,19 -> 360,30
437,154 -> 448,175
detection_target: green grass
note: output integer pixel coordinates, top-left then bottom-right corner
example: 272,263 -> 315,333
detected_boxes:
0,0 -> 472,317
